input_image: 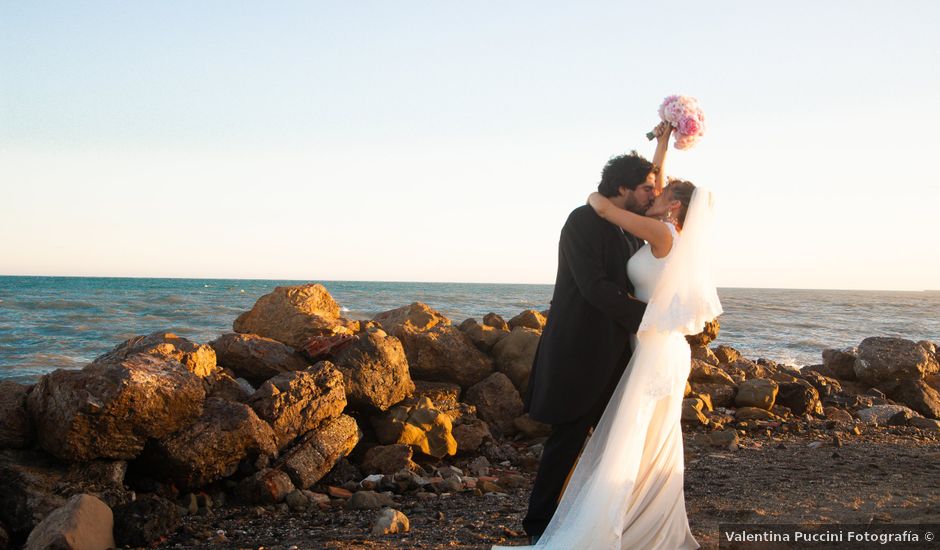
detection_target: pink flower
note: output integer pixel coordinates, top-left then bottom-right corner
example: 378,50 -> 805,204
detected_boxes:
678,116 -> 701,136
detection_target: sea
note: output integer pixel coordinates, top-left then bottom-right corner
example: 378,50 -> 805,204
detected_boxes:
1,276 -> 938,384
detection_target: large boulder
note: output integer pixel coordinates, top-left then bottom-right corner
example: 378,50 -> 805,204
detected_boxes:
235,468 -> 295,504
854,337 -> 938,386
491,327 -> 540,394
370,397 -> 457,459
686,318 -> 720,347
775,381 -> 822,416
91,331 -> 218,378
821,347 -> 858,380
0,450 -> 68,544
458,319 -> 508,353
233,284 -> 350,349
27,355 -> 206,461
274,414 -> 360,489
464,372 -> 524,433
713,345 -> 741,365
856,404 -> 919,426
138,398 -> 277,490
361,444 -> 418,475
248,363 -> 347,450
482,313 -> 509,331
508,310 -> 546,332
689,382 -> 737,408
332,328 -> 414,411
24,494 -> 114,550
877,379 -> 940,419
734,379 -> 778,410
0,381 -> 32,449
689,360 -> 737,386
209,333 -> 310,386
374,303 -> 493,388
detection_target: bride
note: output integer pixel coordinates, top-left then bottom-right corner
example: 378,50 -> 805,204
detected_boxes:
498,127 -> 721,549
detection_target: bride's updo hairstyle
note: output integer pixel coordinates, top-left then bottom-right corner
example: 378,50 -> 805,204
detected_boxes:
666,179 -> 696,227
597,151 -> 656,197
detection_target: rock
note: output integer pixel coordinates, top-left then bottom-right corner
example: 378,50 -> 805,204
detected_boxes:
877,379 -> 940,419
689,360 -> 736,386
209,333 -> 310,386
235,468 -> 295,504
689,382 -> 737,408
856,405 -> 919,426
139,398 -> 277,490
346,490 -> 396,510
248,362 -> 347,450
370,398 -> 457,459
483,313 -> 510,331
854,337 -> 938,386
374,303 -> 493,388
491,327 -> 540,393
371,507 -> 409,536
690,346 -> 719,366
910,417 -> 940,431
776,381 -> 822,416
713,345 -> 741,365
412,381 -> 461,411
320,458 -> 362,487
91,331 -> 218,378
361,445 -> 417,475
451,417 -> 492,453
0,450 -> 68,543
888,409 -> 917,426
464,373 -> 524,434
735,379 -> 778,410
926,373 -> 940,394
699,429 -> 739,449
233,284 -> 348,349
0,381 -> 31,449
284,489 -> 309,511
459,319 -> 509,352
274,414 -> 360,489
681,399 -> 708,426
823,406 -> 854,424
685,318 -> 720,347
728,358 -> 768,380
112,494 -> 181,548
27,354 -> 205,461
822,347 -> 858,380
24,494 -> 113,550
332,328 -> 415,411
734,407 -> 782,421
204,370 -> 253,403
513,414 -> 552,439
508,310 -> 546,332
799,370 -> 842,399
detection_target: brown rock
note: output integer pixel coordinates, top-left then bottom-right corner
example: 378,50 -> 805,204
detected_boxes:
332,328 -> 414,411
91,331 -> 218,378
112,494 -> 182,548
209,333 -> 310,386
508,310 -> 546,332
691,346 -> 719,366
482,313 -> 510,331
690,382 -> 737,408
370,397 -> 457,458
361,444 -> 417,475
452,417 -> 491,453
374,303 -> 494,388
681,399 -> 708,425
823,406 -> 854,424
235,468 -> 295,504
412,381 -> 461,411
776,381 -> 822,416
513,414 -> 552,439
735,379 -> 778,410
139,398 -> 277,490
821,347 -> 858,380
0,381 -> 31,449
689,360 -> 736,386
491,327 -> 540,393
855,337 -> 938,386
459,319 -> 508,352
729,358 -> 769,380
734,407 -> 782,421
0,450 -> 68,543
799,370 -> 842,399
233,284 -> 349,349
204,370 -> 253,403
877,379 -> 940,419
24,494 -> 114,550
27,355 -> 205,461
713,345 -> 741,365
685,318 -> 720,347
910,417 -> 940,431
464,373 -> 524,433
248,362 -> 347,450
275,414 -> 360,489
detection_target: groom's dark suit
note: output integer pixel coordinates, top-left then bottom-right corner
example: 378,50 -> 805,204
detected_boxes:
523,203 -> 647,538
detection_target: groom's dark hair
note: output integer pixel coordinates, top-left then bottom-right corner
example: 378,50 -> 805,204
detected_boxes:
597,151 -> 656,197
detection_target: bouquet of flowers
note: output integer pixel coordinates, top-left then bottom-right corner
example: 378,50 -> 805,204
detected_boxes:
647,95 -> 706,150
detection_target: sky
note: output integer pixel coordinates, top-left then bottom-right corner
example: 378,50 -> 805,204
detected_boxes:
1,1 -> 938,290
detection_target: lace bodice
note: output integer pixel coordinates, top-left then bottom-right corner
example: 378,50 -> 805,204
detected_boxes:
627,223 -> 679,302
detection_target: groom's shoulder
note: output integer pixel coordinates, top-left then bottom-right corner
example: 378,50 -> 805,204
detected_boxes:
564,204 -> 602,228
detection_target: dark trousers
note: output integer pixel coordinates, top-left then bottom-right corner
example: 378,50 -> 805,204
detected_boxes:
522,347 -> 632,537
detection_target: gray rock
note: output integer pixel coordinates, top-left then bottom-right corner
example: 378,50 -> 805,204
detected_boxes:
856,404 -> 919,426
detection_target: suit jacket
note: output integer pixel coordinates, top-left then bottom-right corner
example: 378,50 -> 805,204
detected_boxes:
525,204 -> 647,424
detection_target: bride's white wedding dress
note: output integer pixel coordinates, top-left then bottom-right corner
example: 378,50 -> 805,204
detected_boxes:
496,188 -> 721,550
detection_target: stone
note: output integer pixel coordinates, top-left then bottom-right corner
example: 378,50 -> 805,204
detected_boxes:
139,398 -> 277,490
332,328 -> 415,411
209,333 -> 310,386
727,358 -> 769,380
233,284 -> 349,350
346,490 -> 396,510
689,360 -> 736,386
701,429 -> 739,449
734,407 -> 782,421
27,354 -> 205,461
685,318 -> 720,347
776,381 -> 822,416
691,346 -> 719,366
513,414 -> 552,439
412,380 -> 461,411
735,379 -> 778,410
482,313 -> 510,331
459,319 -> 509,352
370,398 -> 457,459
91,331 -> 218,378
491,327 -> 540,393
856,405 -> 919,426
681,399 -> 708,425
854,337 -> 938,386
371,507 -> 409,536
822,347 -> 858,380
248,362 -> 347,450
713,345 -> 741,365
274,414 -> 360,489
0,450 -> 68,543
284,490 -> 309,511
878,379 -> 940,419
204,370 -> 253,402
235,468 -> 295,504
464,373 -> 524,433
374,303 -> 493,388
823,407 -> 854,424
689,382 -> 737,408
910,417 -> 940,431
451,417 -> 491,453
112,494 -> 182,548
0,381 -> 31,449
799,370 -> 842,399
24,494 -> 114,550
508,310 -> 546,332
361,445 -> 417,475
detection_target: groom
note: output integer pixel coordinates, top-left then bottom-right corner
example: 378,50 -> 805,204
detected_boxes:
522,151 -> 657,541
